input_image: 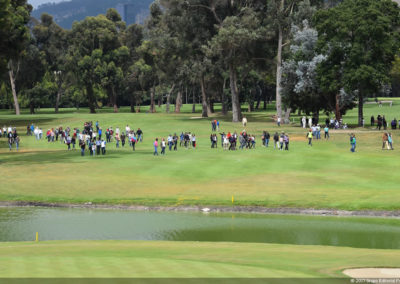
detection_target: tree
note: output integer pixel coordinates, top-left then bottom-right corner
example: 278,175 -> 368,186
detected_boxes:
16,38 -> 48,114
68,14 -> 120,113
315,0 -> 400,126
33,13 -> 68,113
0,0 -> 32,115
123,23 -> 144,112
281,20 -> 327,117
267,0 -> 316,122
206,9 -> 264,122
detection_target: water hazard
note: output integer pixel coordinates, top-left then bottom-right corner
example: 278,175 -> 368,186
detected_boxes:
1,207 -> 399,249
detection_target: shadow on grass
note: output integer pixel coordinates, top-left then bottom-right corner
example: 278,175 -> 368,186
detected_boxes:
0,148 -> 153,166
173,111 -> 276,124
0,117 -> 59,128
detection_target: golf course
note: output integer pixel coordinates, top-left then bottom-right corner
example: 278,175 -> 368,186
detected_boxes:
0,102 -> 400,279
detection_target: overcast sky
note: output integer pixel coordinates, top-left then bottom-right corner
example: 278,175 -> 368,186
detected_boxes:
29,0 -> 67,9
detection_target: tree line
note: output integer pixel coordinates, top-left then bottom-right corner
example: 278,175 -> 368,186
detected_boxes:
0,0 -> 399,125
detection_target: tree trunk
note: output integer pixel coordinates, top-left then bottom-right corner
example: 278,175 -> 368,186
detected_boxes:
255,97 -> 261,110
192,88 -> 196,113
275,22 -> 283,121
263,88 -> 267,110
284,108 -> 292,123
335,94 -> 342,120
185,86 -> 188,105
55,88 -> 63,113
86,85 -> 96,113
221,78 -> 228,115
200,76 -> 208,118
175,88 -> 182,113
150,82 -> 156,113
130,95 -> 135,113
8,61 -> 20,115
158,93 -> 162,107
358,93 -> 363,126
112,86 -> 118,113
248,101 -> 254,112
229,63 -> 242,122
166,84 -> 175,113
206,97 -> 212,115
29,102 -> 35,114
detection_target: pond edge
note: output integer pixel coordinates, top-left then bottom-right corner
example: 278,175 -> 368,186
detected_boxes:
1,201 -> 400,218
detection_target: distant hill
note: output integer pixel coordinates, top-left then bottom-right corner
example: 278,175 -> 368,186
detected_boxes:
32,0 -> 154,29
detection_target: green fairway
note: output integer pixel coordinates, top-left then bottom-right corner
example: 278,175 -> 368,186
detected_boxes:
0,103 -> 400,210
0,240 -> 399,278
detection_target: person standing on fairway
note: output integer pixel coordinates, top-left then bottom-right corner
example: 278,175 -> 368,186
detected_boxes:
101,139 -> 106,155
192,134 -> 196,149
242,116 -> 247,127
154,138 -> 159,156
121,132 -> 126,147
137,128 -> 143,142
382,133 -> 388,150
264,131 -> 270,147
80,140 -> 86,156
307,130 -> 313,146
273,132 -> 279,149
324,126 -> 329,140
96,139 -> 101,155
131,133 -> 137,151
388,133 -> 394,150
284,133 -> 289,151
173,133 -> 178,151
15,135 -> 20,151
350,134 -> 356,152
161,138 -> 166,155
168,134 -> 173,151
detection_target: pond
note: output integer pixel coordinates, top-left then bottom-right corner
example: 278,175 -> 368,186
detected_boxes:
1,207 -> 399,249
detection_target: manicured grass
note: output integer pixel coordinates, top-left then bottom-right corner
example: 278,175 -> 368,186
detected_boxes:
0,103 -> 400,210
0,240 -> 399,277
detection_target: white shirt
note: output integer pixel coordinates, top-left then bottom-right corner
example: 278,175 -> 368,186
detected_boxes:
101,141 -> 106,147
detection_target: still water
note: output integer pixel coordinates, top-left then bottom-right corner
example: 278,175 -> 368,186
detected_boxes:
0,207 -> 399,249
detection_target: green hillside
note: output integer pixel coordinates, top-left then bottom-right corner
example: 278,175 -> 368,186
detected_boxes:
32,0 -> 153,29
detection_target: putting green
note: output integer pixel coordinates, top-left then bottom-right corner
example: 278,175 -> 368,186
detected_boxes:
0,240 -> 399,278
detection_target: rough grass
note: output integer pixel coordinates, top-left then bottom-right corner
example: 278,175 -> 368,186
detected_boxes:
0,103 -> 400,210
0,240 -> 399,278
